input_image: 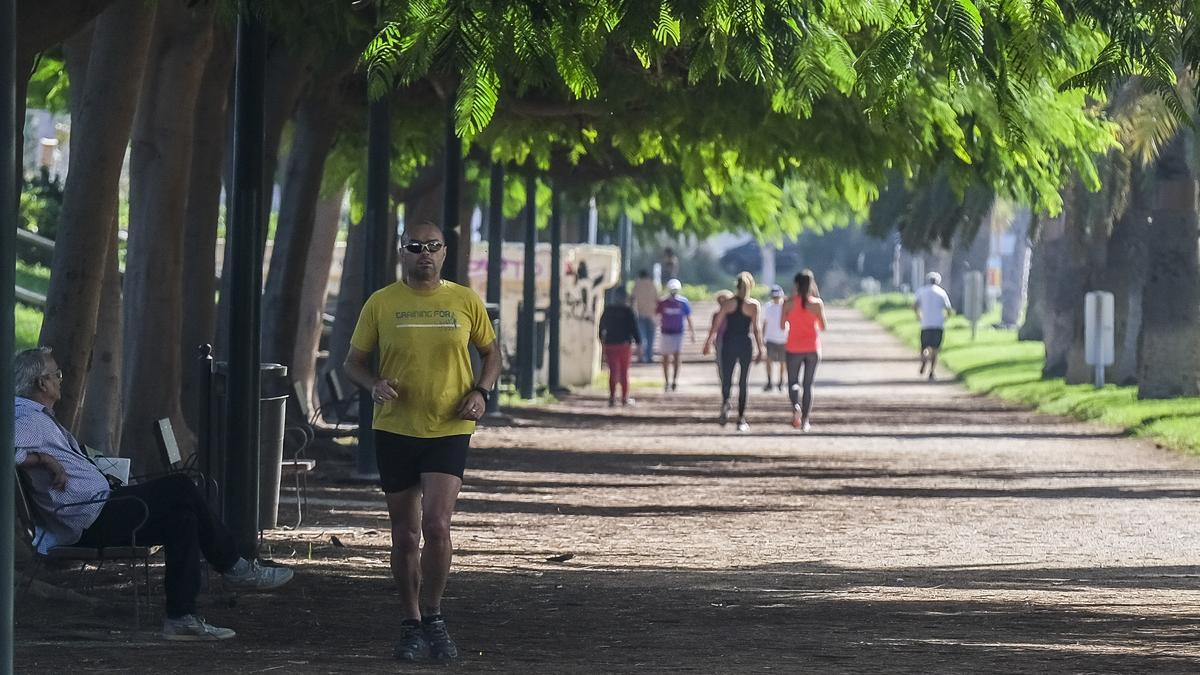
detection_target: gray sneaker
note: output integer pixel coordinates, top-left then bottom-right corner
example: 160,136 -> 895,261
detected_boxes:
423,617 -> 459,661
223,559 -> 294,591
393,623 -> 429,661
162,614 -> 236,641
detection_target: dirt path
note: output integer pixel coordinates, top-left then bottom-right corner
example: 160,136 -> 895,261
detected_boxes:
17,306 -> 1200,673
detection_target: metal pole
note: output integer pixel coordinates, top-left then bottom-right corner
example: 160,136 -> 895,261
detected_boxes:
2,0 -> 17,665
441,97 -> 462,282
486,163 -> 503,306
519,171 -> 537,399
354,83 -> 390,480
225,4 -> 267,558
1094,300 -> 1105,389
548,184 -> 562,391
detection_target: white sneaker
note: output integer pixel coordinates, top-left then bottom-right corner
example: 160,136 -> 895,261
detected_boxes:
223,559 -> 294,591
162,614 -> 236,641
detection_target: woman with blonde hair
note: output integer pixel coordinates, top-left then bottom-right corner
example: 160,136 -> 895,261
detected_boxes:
706,289 -> 734,388
781,270 -> 827,431
703,272 -> 765,431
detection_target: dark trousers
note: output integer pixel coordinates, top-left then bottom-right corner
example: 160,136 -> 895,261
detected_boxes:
77,474 -> 240,618
719,337 -> 753,417
787,351 -> 820,418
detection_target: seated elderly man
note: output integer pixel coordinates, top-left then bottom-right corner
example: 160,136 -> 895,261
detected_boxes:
14,347 -> 293,641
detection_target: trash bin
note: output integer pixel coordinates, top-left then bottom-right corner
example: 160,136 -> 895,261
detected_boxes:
210,362 -> 290,529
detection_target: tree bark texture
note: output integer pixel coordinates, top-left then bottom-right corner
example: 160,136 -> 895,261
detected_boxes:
948,224 -> 990,311
179,27 -> 234,432
1105,193 -> 1150,386
324,215 -> 365,407
291,188 -> 346,417
1138,131 -> 1200,398
78,219 -> 123,452
40,0 -> 155,431
17,0 -> 115,68
1000,207 -> 1032,327
1037,207 -> 1088,379
262,79 -> 345,374
1018,221 -> 1045,342
121,1 -> 215,468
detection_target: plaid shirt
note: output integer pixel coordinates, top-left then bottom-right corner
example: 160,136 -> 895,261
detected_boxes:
14,397 -> 110,553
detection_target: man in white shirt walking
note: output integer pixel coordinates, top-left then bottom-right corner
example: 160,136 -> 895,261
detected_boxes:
913,272 -> 954,380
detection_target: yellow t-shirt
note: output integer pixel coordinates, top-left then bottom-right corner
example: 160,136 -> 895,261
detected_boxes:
349,280 -> 496,438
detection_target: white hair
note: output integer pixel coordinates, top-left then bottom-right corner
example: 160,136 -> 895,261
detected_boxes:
13,347 -> 53,398
926,272 -> 942,285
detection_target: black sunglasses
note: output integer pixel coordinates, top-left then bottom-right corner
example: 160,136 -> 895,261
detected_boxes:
402,240 -> 445,254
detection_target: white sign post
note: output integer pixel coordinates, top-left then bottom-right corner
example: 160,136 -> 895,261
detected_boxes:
963,271 -> 985,340
1084,291 -> 1115,389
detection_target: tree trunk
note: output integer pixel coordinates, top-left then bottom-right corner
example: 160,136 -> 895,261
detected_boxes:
1000,207 -> 1032,327
214,43 -> 314,358
324,215 -> 365,397
40,0 -> 155,431
78,220 -> 123,452
179,27 -> 234,432
121,1 -> 215,469
262,79 -> 344,373
1105,187 -> 1150,386
1018,215 -> 1045,341
1138,131 -> 1200,398
291,188 -> 346,416
948,224 -> 990,311
17,0 -> 114,68
1038,206 -> 1088,379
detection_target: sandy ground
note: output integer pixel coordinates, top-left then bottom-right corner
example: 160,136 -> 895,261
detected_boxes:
15,306 -> 1200,673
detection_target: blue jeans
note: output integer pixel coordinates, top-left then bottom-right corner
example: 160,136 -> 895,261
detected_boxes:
636,316 -> 656,363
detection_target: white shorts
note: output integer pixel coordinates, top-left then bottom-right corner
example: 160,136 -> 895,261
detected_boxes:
659,332 -> 684,355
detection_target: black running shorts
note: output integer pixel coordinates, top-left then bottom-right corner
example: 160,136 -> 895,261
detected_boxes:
374,431 -> 471,493
920,328 -> 945,350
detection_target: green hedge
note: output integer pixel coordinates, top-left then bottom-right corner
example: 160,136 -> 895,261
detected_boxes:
855,293 -> 1200,455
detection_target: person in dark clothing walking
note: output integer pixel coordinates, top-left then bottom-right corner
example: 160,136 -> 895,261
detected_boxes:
599,287 -> 641,406
703,272 -> 765,431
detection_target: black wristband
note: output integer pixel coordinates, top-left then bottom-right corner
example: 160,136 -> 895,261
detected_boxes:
472,385 -> 491,404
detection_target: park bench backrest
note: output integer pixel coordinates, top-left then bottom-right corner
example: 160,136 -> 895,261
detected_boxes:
13,468 -> 40,550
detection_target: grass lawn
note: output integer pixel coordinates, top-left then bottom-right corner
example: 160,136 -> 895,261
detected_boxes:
855,293 -> 1200,455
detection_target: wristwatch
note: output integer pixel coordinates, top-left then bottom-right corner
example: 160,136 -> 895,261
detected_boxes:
471,385 -> 491,405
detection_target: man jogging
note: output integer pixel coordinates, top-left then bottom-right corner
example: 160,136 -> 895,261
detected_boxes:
344,221 -> 500,662
913,271 -> 953,380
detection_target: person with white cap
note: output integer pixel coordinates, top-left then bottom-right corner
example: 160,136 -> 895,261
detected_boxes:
761,284 -> 789,392
913,271 -> 953,380
655,278 -> 694,391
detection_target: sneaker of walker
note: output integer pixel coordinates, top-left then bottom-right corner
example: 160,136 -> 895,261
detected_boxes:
161,614 -> 236,641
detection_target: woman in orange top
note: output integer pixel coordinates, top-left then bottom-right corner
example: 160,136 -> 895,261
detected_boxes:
780,270 -> 827,431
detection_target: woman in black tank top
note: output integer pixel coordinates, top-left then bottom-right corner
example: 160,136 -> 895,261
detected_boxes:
702,272 -> 766,430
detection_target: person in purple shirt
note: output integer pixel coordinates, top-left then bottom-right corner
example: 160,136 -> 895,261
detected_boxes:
14,347 -> 294,641
655,279 -> 695,391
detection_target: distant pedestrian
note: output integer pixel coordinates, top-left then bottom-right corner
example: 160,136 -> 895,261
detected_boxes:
782,270 -> 826,431
914,271 -> 953,380
656,279 -> 695,392
630,269 -> 660,364
707,289 -> 734,390
660,247 -> 680,285
598,288 -> 640,407
761,284 -> 789,392
704,272 -> 765,431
